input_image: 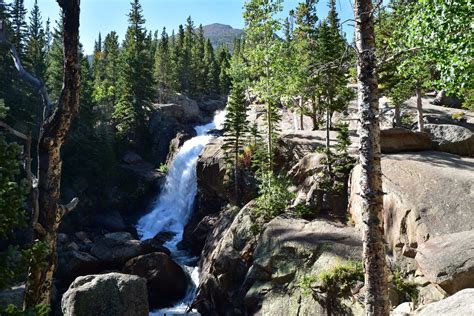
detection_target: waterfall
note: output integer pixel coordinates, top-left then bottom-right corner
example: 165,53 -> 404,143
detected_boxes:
137,110 -> 226,315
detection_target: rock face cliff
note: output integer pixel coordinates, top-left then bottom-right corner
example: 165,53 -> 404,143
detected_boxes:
192,99 -> 474,315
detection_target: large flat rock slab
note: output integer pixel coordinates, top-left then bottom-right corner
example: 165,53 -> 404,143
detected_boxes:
349,151 -> 474,259
415,230 -> 474,294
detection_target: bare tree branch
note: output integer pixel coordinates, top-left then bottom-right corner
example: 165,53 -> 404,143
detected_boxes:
0,18 -> 52,117
0,120 -> 28,140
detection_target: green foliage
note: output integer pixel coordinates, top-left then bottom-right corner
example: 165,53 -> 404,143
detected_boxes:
451,112 -> 466,121
391,270 -> 419,302
243,0 -> 285,168
2,303 -> 50,316
113,0 -> 154,147
255,172 -> 294,220
317,260 -> 364,296
158,163 -> 169,174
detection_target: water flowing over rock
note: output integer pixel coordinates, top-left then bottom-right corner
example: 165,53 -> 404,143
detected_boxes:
61,273 -> 149,316
136,110 -> 226,314
123,252 -> 188,309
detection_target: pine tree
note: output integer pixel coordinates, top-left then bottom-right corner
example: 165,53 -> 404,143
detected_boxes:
204,38 -> 219,94
183,16 -> 195,94
217,46 -> 231,94
223,65 -> 249,204
192,24 -> 206,95
94,31 -> 120,117
10,0 -> 27,57
114,0 -> 154,148
26,0 -> 46,79
154,27 -> 173,102
45,19 -> 64,101
243,0 -> 285,171
293,0 -> 320,130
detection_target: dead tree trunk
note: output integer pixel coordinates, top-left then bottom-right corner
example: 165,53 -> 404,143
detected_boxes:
416,87 -> 424,131
22,0 -> 81,308
354,0 -> 389,315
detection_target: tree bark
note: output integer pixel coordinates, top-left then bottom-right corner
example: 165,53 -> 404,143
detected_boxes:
23,0 -> 81,308
354,0 -> 389,315
394,103 -> 401,127
416,87 -> 424,131
299,97 -> 304,130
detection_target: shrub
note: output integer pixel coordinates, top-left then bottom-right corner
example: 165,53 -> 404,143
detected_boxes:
255,172 -> 295,220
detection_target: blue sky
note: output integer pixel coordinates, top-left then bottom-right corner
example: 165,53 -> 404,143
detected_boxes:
24,0 -> 356,55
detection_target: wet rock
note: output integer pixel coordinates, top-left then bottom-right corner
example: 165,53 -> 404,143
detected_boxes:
415,230 -> 474,294
139,239 -> 171,256
123,252 -> 188,308
166,128 -> 197,164
152,231 -> 176,244
90,233 -> 142,268
380,128 -> 432,153
61,273 -> 148,316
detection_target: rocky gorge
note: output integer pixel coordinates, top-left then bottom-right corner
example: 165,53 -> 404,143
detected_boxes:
1,93 -> 472,316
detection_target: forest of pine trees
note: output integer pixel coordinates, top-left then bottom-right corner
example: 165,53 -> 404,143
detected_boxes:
0,0 -> 472,314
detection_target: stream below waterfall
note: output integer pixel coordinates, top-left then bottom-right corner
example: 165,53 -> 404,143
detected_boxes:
137,110 -> 226,315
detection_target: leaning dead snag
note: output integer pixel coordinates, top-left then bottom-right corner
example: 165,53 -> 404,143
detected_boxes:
353,0 -> 389,315
0,0 -> 81,308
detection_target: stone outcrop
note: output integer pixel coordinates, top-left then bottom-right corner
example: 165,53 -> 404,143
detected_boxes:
195,202 -> 364,315
415,230 -> 474,294
380,128 -> 432,153
90,232 -> 143,268
276,130 -> 359,169
431,90 -> 463,108
349,151 -> 474,261
61,273 -> 148,316
123,252 -> 188,308
196,137 -> 228,216
416,288 -> 474,316
424,124 -> 474,157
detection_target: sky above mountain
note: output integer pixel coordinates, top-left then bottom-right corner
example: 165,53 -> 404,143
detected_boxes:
24,0 -> 356,54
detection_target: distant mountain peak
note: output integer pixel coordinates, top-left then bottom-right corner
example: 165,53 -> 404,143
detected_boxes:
201,23 -> 244,50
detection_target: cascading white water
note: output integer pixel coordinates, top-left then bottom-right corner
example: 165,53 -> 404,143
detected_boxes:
137,110 -> 226,315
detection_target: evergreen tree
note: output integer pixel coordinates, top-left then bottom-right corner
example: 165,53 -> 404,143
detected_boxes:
293,0 -> 320,130
113,0 -> 154,148
45,19 -> 64,102
192,24 -> 206,95
154,27 -> 177,102
204,38 -> 219,94
223,65 -> 249,204
182,16 -> 195,94
217,46 -> 231,94
94,31 -> 120,118
243,0 -> 285,171
10,0 -> 27,57
26,0 -> 46,80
